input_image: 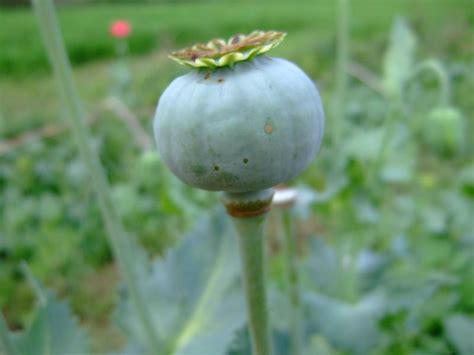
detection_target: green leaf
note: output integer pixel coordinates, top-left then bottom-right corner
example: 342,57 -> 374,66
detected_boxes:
380,124 -> 416,183
305,335 -> 341,355
353,194 -> 379,224
420,207 -> 447,234
302,238 -> 341,297
116,209 -> 245,355
344,127 -> 385,161
445,314 -> 474,355
11,293 -> 90,355
0,312 -> 19,355
383,17 -> 417,99
458,163 -> 474,197
303,292 -> 385,355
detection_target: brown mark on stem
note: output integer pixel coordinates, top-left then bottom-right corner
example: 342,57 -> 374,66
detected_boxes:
222,189 -> 274,218
225,199 -> 272,218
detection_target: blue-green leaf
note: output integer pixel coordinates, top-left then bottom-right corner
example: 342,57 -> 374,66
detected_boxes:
445,314 -> 474,355
116,209 -> 245,355
383,17 -> 417,99
305,335 -> 341,355
303,292 -> 385,355
11,293 -> 90,355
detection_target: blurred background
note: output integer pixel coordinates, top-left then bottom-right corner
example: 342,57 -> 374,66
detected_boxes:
0,0 -> 473,353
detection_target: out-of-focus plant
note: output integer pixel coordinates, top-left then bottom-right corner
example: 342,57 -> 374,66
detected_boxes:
109,20 -> 131,40
332,0 -> 350,146
422,106 -> 466,156
7,0 -> 161,353
404,59 -> 466,156
108,19 -> 133,101
271,187 -> 303,355
347,17 -> 469,190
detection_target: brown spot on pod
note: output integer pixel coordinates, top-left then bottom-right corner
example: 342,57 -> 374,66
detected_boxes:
217,78 -> 224,83
264,117 -> 275,134
204,72 -> 211,80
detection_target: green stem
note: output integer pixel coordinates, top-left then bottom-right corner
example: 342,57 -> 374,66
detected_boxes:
333,0 -> 350,144
367,103 -> 398,187
30,1 -> 159,353
0,312 -> 18,355
280,209 -> 302,355
404,59 -> 451,107
233,216 -> 272,355
223,189 -> 274,355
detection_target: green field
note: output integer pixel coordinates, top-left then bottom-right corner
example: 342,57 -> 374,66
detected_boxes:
1,0 -> 473,353
1,0 -> 472,76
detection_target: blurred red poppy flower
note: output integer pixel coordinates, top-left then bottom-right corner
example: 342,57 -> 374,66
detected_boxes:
109,20 -> 131,38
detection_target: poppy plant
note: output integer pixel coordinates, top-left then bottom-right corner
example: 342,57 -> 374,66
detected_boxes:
153,31 -> 325,355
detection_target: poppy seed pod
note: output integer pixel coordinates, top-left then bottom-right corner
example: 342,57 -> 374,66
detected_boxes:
153,31 -> 325,193
423,106 -> 465,156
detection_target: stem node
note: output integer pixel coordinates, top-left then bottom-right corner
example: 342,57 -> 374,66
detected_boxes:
222,189 -> 274,218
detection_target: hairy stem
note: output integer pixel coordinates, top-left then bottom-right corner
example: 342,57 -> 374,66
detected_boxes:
30,1 -> 159,353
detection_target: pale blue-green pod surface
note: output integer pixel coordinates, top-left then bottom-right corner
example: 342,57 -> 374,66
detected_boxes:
154,56 -> 324,193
